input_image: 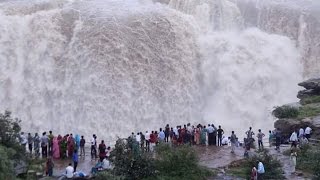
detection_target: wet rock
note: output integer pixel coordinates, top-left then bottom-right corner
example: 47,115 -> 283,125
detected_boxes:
298,78 -> 320,90
297,89 -> 318,99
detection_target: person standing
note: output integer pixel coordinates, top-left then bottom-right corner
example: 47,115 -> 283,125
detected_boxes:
52,137 -> 60,159
41,132 -> 49,157
34,133 -> 41,158
298,127 -> 304,145
257,129 -> 265,150
290,130 -> 298,148
48,131 -> 54,156
145,131 -> 150,152
20,132 -> 27,148
290,149 -> 297,174
73,150 -> 79,172
46,156 -> 54,177
274,128 -> 281,151
91,134 -> 97,160
98,140 -> 106,161
27,133 -> 34,154
268,130 -> 273,147
165,124 -> 170,143
305,126 -> 312,140
230,131 -> 237,153
217,125 -> 224,146
246,127 -> 255,148
200,126 -> 207,145
207,125 -> 214,145
212,124 -> 218,146
80,136 -> 85,157
251,167 -> 258,180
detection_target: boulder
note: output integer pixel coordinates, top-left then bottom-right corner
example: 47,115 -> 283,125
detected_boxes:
298,78 -> 320,90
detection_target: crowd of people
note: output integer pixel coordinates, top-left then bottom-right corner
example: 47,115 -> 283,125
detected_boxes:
18,123 -> 313,178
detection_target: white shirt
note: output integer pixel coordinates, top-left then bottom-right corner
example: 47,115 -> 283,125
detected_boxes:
299,128 -> 304,137
145,132 -> 150,140
305,127 -> 312,134
257,162 -> 265,174
290,132 -> 298,142
221,136 -> 229,145
173,127 -> 179,136
91,138 -> 96,146
66,166 -> 74,178
207,126 -> 214,133
136,134 -> 141,142
20,134 -> 27,145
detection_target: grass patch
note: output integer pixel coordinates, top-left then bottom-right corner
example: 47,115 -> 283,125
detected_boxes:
297,106 -> 320,119
300,95 -> 320,105
296,144 -> 320,179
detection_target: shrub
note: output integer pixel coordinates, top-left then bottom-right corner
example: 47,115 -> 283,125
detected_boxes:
227,149 -> 284,179
297,106 -> 320,118
296,145 -> 320,179
109,138 -> 156,180
272,106 -> 299,118
300,95 -> 320,105
154,144 -> 213,180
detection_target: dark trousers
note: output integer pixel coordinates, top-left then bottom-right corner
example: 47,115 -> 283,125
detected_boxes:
146,140 -> 150,152
42,145 -> 47,157
91,145 -> 97,159
291,141 -> 297,148
165,133 -> 169,142
258,173 -> 264,180
258,140 -> 263,149
213,135 -> 217,145
48,142 -> 53,156
28,144 -> 33,153
218,136 -> 222,146
208,133 -> 214,145
74,161 -> 78,172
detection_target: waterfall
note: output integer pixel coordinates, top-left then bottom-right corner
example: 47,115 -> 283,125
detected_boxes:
0,0 -> 312,142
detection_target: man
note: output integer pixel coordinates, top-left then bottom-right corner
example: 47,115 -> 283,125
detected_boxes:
145,131 -> 150,152
80,136 -> 85,156
246,127 -> 255,148
91,134 -> 97,160
305,126 -> 312,140
212,124 -> 218,146
27,133 -> 33,154
140,132 -> 145,149
290,130 -> 298,148
65,163 -> 74,179
34,133 -> 41,157
40,132 -> 49,157
73,150 -> 79,172
48,131 -> 54,156
20,132 -> 27,148
274,128 -> 281,151
206,124 -> 214,145
159,128 -> 165,142
298,127 -> 304,144
230,131 -> 237,153
257,129 -> 265,150
165,124 -> 170,142
136,132 -> 141,146
217,125 -> 224,146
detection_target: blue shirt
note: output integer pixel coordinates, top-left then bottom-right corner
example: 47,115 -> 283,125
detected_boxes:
73,152 -> 79,162
159,131 -> 165,140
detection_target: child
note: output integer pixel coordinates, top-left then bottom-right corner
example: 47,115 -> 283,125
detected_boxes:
251,167 -> 257,180
290,149 -> 297,174
46,156 -> 54,176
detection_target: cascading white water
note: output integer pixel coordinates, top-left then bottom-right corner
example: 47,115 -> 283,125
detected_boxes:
0,0 -> 313,143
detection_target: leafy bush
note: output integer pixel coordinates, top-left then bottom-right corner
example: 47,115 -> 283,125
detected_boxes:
109,138 -> 156,180
297,145 -> 320,179
300,95 -> 320,105
272,106 -> 299,118
109,139 -> 213,180
153,144 -> 213,180
227,149 -> 284,179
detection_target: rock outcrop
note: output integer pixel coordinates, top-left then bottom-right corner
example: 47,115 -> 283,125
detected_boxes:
298,78 -> 320,99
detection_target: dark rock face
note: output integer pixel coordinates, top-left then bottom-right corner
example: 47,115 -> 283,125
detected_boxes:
274,118 -> 314,137
274,118 -> 320,138
298,78 -> 320,90
298,78 -> 320,99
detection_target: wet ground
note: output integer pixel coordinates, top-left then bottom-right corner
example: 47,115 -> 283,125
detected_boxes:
44,144 -> 310,179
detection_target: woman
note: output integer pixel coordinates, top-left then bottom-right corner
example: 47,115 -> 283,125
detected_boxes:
290,149 -> 297,174
200,126 -> 207,145
52,137 -> 60,159
194,127 -> 200,145
251,167 -> 257,180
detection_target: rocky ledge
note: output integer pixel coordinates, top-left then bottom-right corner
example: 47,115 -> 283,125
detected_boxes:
298,78 -> 320,99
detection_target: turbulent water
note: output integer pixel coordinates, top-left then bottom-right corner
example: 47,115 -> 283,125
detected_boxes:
1,0 -> 317,143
